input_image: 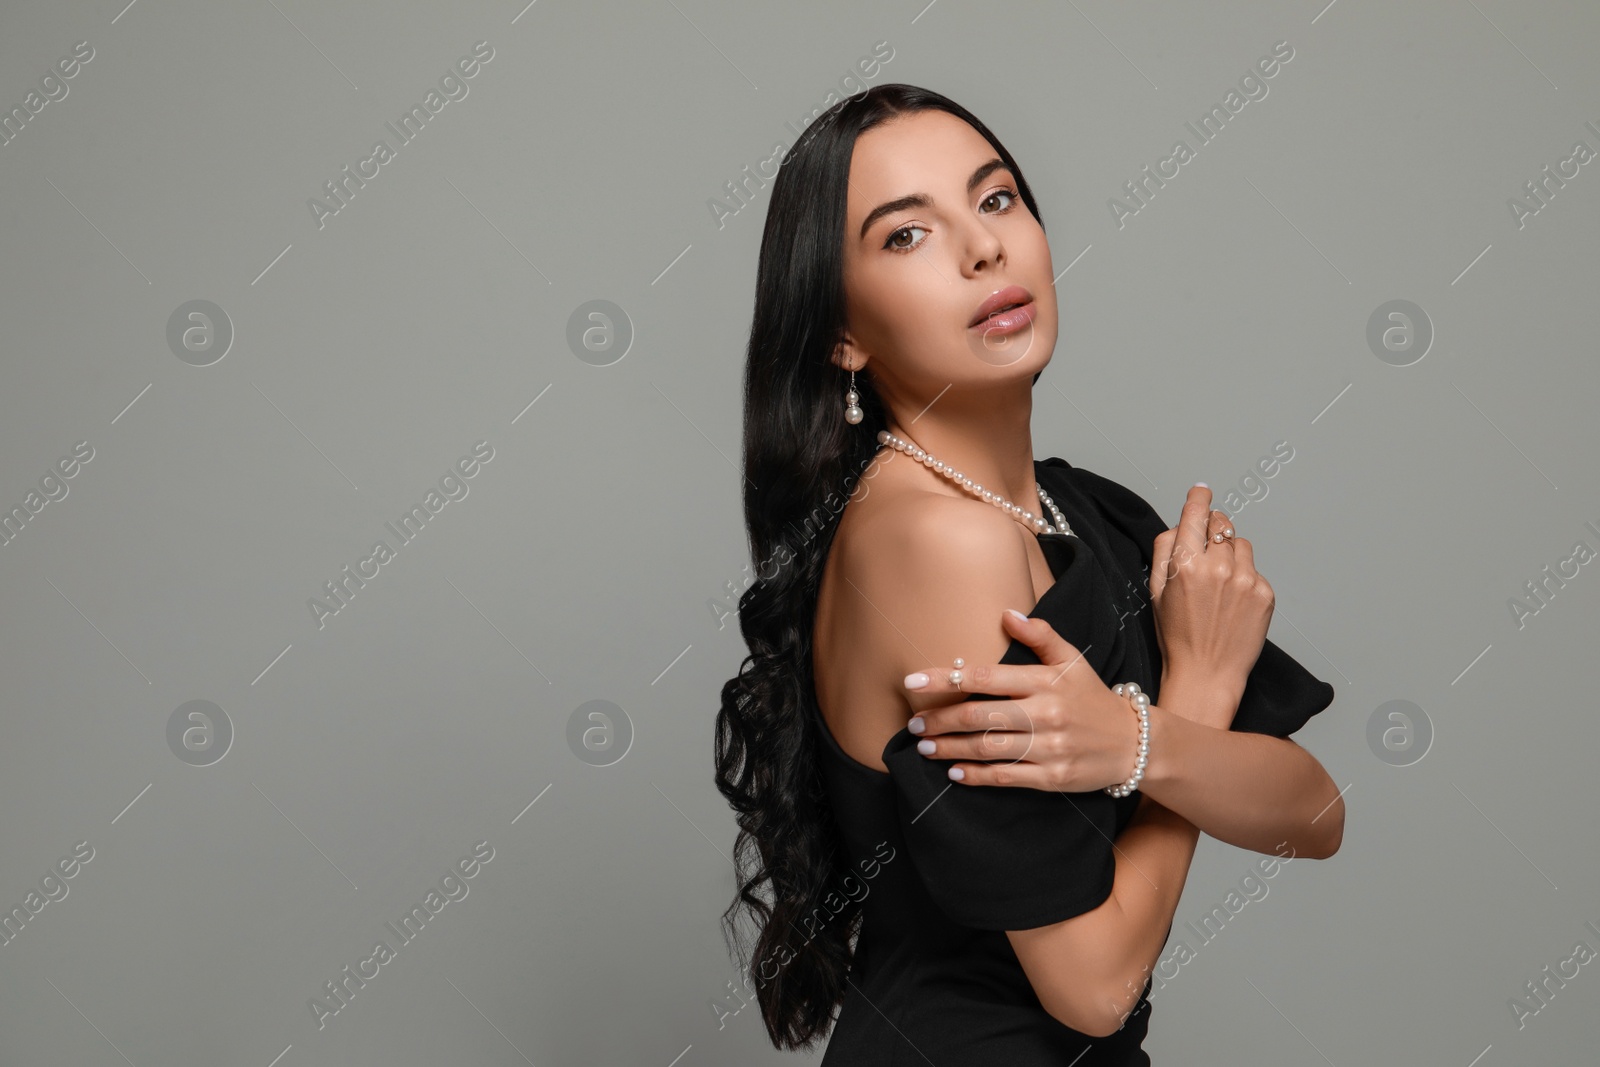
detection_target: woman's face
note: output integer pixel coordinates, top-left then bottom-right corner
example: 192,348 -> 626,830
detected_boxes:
839,108 -> 1058,396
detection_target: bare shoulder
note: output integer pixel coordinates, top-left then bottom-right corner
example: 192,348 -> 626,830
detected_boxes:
833,474 -> 1030,590
834,476 -> 1039,677
881,492 -> 1029,584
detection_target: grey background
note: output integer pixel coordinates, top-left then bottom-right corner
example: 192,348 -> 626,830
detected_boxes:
1,0 -> 1596,1064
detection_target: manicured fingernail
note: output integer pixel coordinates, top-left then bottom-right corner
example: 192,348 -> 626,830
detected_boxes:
948,766 -> 965,781
908,716 -> 926,734
904,672 -> 929,689
1005,608 -> 1029,623
1193,481 -> 1208,488
916,739 -> 936,755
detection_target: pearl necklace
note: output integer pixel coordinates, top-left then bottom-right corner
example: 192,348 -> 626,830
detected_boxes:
877,429 -> 1074,537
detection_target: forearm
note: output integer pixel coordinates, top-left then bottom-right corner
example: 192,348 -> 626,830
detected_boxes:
1092,795 -> 1200,1034
1138,681 -> 1344,858
1011,790 -> 1200,1037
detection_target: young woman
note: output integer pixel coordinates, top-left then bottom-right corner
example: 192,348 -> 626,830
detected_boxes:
713,83 -> 1343,1065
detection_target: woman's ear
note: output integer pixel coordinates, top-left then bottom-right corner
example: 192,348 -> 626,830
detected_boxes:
831,340 -> 866,374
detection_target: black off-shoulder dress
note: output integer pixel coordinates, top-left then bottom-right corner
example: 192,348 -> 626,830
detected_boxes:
812,457 -> 1335,1066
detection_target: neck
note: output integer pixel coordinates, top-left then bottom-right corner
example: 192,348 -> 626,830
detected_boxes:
884,389 -> 1038,508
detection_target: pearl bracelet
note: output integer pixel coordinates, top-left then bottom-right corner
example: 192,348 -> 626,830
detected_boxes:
1103,681 -> 1151,798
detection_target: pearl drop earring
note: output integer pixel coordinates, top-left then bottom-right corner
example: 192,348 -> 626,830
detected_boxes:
844,364 -> 863,425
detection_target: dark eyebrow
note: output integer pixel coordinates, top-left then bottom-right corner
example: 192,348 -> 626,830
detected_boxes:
858,158 -> 1010,241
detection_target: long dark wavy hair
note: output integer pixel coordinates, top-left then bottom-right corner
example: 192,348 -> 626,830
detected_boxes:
711,83 -> 1047,1050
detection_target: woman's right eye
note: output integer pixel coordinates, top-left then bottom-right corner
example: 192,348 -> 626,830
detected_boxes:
884,224 -> 928,253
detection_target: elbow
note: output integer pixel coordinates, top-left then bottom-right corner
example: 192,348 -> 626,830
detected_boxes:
1303,753 -> 1345,860
1287,822 -> 1341,861
1043,983 -> 1140,1040
1304,792 -> 1345,860
1315,810 -> 1345,859
1271,825 -> 1340,863
1044,1002 -> 1119,1040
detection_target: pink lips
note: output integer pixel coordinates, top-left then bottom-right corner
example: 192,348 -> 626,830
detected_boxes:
969,284 -> 1036,336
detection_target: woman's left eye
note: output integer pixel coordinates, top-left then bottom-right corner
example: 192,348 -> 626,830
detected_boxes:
981,188 -> 1018,213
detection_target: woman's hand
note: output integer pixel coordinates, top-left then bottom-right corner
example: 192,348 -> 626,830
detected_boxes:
1148,485 -> 1273,709
902,610 -> 1149,790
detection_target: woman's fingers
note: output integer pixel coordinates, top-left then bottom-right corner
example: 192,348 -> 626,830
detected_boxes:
909,697 -> 1033,737
914,723 -> 1036,765
942,757 -> 1055,787
1000,609 -> 1092,671
1231,534 -> 1254,573
903,661 -> 1054,700
1206,508 -> 1234,547
1170,484 -> 1213,572
1150,527 -> 1174,602
902,614 -> 1090,701
904,693 -> 1044,774
898,617 -> 1133,788
1151,487 -> 1214,598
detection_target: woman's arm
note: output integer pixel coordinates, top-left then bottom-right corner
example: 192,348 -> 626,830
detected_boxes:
869,501 -> 1205,1036
1136,673 -> 1344,859
1007,791 -> 1199,1038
